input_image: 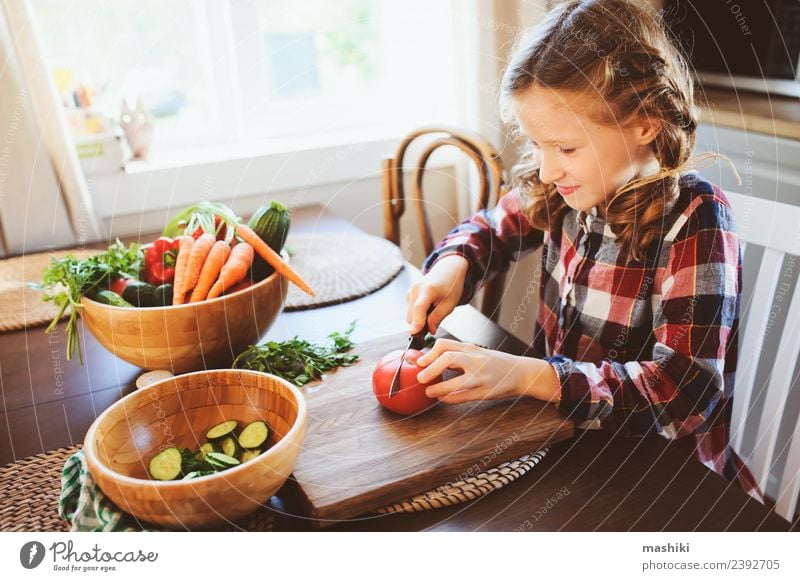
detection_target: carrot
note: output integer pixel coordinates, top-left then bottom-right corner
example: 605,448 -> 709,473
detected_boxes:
189,240 -> 231,303
224,278 -> 252,295
172,235 -> 195,305
207,242 -> 255,299
184,233 -> 216,295
235,223 -> 314,296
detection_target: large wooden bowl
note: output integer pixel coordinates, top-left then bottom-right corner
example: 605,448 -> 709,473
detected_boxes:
84,369 -> 307,529
80,267 -> 288,373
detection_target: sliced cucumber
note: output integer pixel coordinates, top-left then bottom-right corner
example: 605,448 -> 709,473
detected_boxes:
149,447 -> 183,481
239,449 -> 261,463
219,436 -> 238,458
182,470 -> 215,480
198,442 -> 216,460
150,419 -> 267,480
238,421 -> 269,449
206,420 -> 238,440
205,451 -> 240,468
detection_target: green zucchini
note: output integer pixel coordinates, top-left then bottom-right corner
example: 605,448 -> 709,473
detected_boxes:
149,447 -> 183,481
148,418 -> 271,481
248,201 -> 290,281
93,290 -> 134,308
122,280 -> 160,307
182,470 -> 215,480
219,436 -> 239,457
239,449 -> 261,463
238,421 -> 269,449
205,451 -> 240,469
206,420 -> 238,440
153,284 -> 173,307
198,442 -> 216,459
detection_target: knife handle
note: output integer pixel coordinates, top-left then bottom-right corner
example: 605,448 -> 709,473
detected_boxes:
411,305 -> 435,348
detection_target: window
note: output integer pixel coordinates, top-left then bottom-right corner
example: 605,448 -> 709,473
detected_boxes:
30,0 -> 457,159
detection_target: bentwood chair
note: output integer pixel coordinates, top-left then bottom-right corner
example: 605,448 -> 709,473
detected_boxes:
727,190 -> 800,521
382,127 -> 509,323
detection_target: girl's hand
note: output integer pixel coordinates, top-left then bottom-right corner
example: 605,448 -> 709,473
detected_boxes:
415,339 -> 561,404
406,255 -> 469,335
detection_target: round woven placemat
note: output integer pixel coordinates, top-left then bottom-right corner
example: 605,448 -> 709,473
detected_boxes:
0,446 -> 73,531
372,448 -> 549,514
0,249 -> 98,332
283,233 -> 404,311
0,445 -> 275,532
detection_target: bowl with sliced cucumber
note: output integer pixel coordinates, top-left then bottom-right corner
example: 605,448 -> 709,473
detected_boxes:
83,369 -> 307,529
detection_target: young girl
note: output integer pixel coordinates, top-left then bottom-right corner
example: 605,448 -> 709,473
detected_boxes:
407,0 -> 760,497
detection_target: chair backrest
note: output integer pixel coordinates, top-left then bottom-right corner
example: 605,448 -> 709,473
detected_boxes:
382,126 -> 509,322
727,190 -> 800,521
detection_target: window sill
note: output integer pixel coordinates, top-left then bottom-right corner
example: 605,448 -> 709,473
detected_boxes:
85,125 -> 464,222
121,126 -> 407,175
86,128 -> 403,219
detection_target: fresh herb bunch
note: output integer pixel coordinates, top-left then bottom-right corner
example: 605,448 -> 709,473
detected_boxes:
233,320 -> 359,386
33,241 -> 143,363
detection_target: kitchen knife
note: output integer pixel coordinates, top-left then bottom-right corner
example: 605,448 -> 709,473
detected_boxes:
388,306 -> 434,398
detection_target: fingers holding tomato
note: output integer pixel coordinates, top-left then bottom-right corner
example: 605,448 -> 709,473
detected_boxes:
372,349 -> 441,416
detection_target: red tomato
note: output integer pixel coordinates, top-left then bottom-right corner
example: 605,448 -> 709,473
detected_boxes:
372,349 -> 439,416
109,277 -> 134,295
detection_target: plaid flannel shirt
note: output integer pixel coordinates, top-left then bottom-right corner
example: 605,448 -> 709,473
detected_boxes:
422,171 -> 760,498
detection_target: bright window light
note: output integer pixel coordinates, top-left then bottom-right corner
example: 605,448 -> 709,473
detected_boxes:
30,0 -> 457,158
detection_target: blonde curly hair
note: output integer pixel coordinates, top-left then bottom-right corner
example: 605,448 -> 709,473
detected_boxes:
500,0 -> 722,262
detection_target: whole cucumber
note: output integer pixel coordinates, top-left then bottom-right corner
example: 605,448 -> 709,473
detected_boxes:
93,290 -> 134,308
122,280 -> 160,307
154,284 -> 173,307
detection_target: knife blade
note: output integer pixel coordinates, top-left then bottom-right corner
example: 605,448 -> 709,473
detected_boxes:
388,306 -> 434,398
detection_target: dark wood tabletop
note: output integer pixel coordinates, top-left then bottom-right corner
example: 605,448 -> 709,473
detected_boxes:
0,204 -> 795,532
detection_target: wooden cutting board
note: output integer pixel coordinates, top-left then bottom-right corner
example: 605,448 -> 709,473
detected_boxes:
288,331 -> 575,526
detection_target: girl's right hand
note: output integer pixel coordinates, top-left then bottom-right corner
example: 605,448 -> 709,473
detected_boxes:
406,254 -> 469,335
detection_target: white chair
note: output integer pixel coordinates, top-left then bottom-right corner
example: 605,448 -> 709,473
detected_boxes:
727,190 -> 800,521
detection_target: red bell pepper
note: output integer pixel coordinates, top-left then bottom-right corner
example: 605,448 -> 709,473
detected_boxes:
144,237 -> 179,285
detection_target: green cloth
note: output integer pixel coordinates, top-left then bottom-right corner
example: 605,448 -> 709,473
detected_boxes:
57,449 -> 274,532
59,449 -> 158,532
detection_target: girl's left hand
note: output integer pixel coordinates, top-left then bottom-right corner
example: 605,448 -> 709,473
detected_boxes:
415,339 -> 561,405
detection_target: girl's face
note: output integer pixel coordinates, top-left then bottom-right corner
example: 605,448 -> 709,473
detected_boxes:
512,85 -> 661,213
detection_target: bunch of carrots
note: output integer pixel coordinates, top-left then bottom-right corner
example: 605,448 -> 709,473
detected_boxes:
171,221 -> 314,305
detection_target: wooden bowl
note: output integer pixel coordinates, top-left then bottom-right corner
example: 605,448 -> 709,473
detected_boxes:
80,267 -> 288,373
84,369 -> 307,529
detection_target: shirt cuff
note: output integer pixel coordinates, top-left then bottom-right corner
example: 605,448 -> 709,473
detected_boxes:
543,355 -> 582,421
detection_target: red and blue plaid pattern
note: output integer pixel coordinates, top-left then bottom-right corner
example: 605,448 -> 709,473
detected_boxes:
423,171 -> 760,498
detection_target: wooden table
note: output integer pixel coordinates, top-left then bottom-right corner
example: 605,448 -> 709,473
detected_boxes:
0,205 -> 795,531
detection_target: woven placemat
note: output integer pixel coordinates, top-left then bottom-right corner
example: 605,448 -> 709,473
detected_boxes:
284,233 -> 404,311
1,444 -> 550,530
0,445 -> 275,532
372,448 -> 549,514
0,249 -> 98,332
0,446 -> 73,531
